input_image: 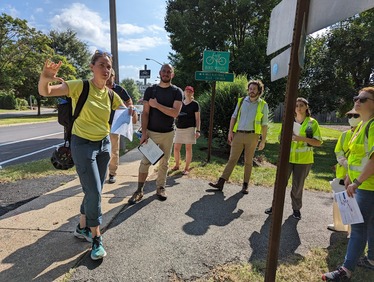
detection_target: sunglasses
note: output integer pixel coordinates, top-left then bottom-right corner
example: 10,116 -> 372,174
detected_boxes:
95,50 -> 112,58
347,114 -> 360,119
353,96 -> 374,103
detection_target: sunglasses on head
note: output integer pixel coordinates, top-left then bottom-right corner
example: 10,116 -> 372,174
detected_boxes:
95,50 -> 112,58
347,114 -> 360,119
353,96 -> 374,103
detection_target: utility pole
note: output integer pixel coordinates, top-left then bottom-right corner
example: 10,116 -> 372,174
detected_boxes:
109,0 -> 119,84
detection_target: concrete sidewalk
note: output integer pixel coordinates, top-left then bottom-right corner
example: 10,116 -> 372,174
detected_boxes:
0,147 -> 344,281
0,149 -> 143,282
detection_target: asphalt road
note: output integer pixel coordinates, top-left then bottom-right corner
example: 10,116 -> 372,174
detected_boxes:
0,121 -> 65,168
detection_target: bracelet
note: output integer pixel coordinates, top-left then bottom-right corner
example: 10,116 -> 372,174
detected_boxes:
353,178 -> 362,186
196,130 -> 200,133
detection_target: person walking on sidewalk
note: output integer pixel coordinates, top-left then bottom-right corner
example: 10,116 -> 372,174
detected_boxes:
171,86 -> 201,175
38,51 -> 124,260
128,64 -> 183,204
209,79 -> 268,194
327,108 -> 361,235
322,87 -> 374,281
264,97 -> 322,220
106,69 -> 136,184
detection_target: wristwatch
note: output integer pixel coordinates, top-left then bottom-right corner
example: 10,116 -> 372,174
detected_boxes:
353,178 -> 362,186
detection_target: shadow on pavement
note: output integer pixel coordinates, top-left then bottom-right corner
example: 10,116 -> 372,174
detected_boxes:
183,191 -> 244,236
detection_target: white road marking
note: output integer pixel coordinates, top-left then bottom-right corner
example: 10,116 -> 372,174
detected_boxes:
0,142 -> 64,167
0,132 -> 62,147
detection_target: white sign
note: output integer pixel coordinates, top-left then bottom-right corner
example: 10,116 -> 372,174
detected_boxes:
270,48 -> 291,81
307,0 -> 374,35
139,85 -> 148,91
267,0 -> 374,56
267,0 -> 297,55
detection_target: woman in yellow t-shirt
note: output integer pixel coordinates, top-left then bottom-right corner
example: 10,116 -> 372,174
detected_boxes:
38,50 -> 124,261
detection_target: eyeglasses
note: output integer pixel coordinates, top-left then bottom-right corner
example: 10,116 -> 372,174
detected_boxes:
347,114 -> 360,119
353,96 -> 374,103
95,50 -> 112,58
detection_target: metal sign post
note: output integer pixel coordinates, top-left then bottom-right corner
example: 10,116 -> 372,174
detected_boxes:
265,0 -> 310,281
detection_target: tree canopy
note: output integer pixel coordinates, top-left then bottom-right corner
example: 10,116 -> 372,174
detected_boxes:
165,1 -> 374,114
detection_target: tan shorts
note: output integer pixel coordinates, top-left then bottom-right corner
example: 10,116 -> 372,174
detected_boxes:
173,127 -> 196,144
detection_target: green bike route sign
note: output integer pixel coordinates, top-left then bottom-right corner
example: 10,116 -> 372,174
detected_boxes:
202,50 -> 230,72
195,71 -> 234,82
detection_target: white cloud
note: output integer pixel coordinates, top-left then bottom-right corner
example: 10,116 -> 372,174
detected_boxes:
118,36 -> 166,52
49,3 -> 168,54
117,23 -> 145,35
50,3 -> 110,49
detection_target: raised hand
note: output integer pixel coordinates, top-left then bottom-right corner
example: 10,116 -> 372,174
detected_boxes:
41,59 -> 64,83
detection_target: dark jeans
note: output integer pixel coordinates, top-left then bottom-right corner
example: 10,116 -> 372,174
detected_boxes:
71,134 -> 111,227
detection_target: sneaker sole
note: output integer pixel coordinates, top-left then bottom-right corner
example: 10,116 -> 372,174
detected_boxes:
73,231 -> 93,243
91,250 -> 107,260
156,194 -> 167,201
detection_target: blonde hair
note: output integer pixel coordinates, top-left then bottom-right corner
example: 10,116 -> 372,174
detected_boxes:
90,50 -> 113,65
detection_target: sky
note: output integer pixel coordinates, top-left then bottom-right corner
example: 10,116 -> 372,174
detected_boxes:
0,0 -> 172,83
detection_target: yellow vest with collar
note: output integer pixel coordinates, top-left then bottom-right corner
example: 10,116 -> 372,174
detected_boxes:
232,97 -> 266,134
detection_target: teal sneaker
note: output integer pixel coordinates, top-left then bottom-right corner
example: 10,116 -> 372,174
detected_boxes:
91,236 -> 107,260
73,224 -> 92,242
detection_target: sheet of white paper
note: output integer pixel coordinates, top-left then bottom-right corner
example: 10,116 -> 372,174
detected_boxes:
330,178 -> 346,193
335,191 -> 364,225
138,138 -> 164,165
110,109 -> 133,141
293,122 -> 301,136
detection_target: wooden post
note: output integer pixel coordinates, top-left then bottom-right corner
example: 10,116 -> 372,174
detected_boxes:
207,81 -> 217,162
265,0 -> 310,281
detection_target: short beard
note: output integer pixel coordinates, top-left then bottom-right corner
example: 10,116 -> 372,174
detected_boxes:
161,77 -> 171,83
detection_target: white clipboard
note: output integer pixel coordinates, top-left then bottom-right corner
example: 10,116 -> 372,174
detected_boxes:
138,138 -> 164,165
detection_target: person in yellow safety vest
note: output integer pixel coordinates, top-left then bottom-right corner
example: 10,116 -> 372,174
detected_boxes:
327,108 -> 361,235
264,97 -> 322,220
209,79 -> 269,194
322,86 -> 374,281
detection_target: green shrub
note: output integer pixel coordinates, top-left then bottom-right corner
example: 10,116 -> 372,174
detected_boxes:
198,75 -> 249,147
16,98 -> 29,110
0,90 -> 16,109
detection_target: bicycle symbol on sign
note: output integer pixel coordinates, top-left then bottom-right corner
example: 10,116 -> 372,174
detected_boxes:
205,53 -> 227,66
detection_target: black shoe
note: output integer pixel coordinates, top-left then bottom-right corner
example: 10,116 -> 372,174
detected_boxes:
241,183 -> 249,194
292,209 -> 301,220
108,174 -> 116,184
208,177 -> 225,191
264,207 -> 272,215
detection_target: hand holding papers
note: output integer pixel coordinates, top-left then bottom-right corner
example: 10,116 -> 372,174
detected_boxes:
111,108 -> 133,141
334,191 -> 364,225
138,138 -> 164,165
293,122 -> 301,136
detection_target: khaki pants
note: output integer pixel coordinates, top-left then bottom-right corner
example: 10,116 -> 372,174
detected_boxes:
288,163 -> 312,210
109,133 -> 120,176
221,132 -> 259,183
139,130 -> 174,188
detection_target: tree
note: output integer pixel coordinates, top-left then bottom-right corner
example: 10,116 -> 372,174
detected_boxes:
49,29 -> 91,79
120,78 -> 142,103
165,0 -> 284,109
300,9 -> 374,115
0,13 -> 52,93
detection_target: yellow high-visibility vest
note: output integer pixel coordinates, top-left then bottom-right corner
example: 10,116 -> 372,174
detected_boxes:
233,97 -> 266,134
289,117 -> 322,164
348,118 -> 374,191
335,130 -> 353,179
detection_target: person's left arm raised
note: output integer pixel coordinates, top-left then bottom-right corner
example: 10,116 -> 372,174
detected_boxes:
38,59 -> 69,97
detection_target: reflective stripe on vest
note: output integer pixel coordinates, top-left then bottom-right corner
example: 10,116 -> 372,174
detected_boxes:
233,97 -> 266,134
289,117 -> 316,164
